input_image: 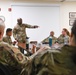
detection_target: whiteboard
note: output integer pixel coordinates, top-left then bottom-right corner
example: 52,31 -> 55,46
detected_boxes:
11,3 -> 60,43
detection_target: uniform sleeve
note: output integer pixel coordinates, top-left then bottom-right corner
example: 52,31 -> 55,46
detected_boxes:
52,46 -> 68,64
25,51 -> 55,75
57,35 -> 64,44
13,27 -> 17,40
24,23 -> 34,28
0,45 -> 18,67
2,37 -> 8,43
41,37 -> 49,44
29,50 -> 68,75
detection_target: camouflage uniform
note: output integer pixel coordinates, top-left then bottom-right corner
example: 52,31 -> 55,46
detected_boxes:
1,40 -> 76,75
13,23 -> 35,53
0,41 -> 29,75
57,34 -> 69,44
42,36 -> 57,44
23,45 -> 76,75
13,23 -> 34,43
2,35 -> 12,45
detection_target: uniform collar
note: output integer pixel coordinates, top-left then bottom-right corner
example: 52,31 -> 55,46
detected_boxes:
6,35 -> 11,38
17,23 -> 22,26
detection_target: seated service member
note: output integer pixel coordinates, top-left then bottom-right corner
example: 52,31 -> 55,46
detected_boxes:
15,21 -> 76,75
2,28 -> 16,45
0,20 -> 47,75
41,31 -> 57,44
57,28 -> 70,45
1,19 -> 76,75
26,20 -> 76,75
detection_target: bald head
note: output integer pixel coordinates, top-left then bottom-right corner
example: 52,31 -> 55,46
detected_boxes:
17,18 -> 22,25
50,31 -> 54,37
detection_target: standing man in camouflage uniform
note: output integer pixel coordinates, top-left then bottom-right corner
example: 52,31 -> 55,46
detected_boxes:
13,18 -> 39,54
0,20 -> 47,75
0,18 -> 76,75
41,31 -> 57,44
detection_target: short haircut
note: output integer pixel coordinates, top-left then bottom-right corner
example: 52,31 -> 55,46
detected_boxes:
17,18 -> 22,22
51,31 -> 54,34
6,28 -> 12,33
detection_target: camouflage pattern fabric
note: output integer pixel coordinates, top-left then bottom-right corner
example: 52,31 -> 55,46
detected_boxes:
42,36 -> 57,44
23,45 -> 76,75
57,35 -> 69,44
2,35 -> 12,45
1,39 -> 76,75
13,23 -> 34,43
0,41 -> 29,75
57,34 -> 64,44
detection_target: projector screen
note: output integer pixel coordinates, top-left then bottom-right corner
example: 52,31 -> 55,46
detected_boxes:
11,3 -> 60,43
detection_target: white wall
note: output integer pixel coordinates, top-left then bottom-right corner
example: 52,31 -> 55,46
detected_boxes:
0,0 -> 76,41
60,2 -> 76,32
0,0 -> 12,36
11,4 -> 60,42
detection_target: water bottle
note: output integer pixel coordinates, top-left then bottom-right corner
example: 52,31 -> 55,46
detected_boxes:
49,36 -> 52,47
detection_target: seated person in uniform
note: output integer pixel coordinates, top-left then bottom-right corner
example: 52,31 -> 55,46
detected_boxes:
27,20 -> 76,75
0,19 -> 76,75
9,20 -> 76,75
2,28 -> 16,46
0,20 -> 47,75
57,28 -> 70,45
41,31 -> 57,44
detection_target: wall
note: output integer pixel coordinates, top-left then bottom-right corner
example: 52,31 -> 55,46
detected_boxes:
60,2 -> 76,32
11,5 -> 60,42
0,0 -> 12,31
0,0 -> 76,37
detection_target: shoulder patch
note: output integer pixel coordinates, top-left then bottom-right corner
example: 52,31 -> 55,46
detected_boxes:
16,53 -> 23,61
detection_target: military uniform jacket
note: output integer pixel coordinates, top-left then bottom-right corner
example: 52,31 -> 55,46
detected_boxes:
0,41 -> 29,75
13,23 -> 34,43
2,35 -> 12,45
42,36 -> 57,44
57,34 -> 69,44
24,45 -> 76,75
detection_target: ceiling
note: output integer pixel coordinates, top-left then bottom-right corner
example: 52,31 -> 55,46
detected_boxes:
6,0 -> 75,1
1,0 -> 76,2
43,0 -> 76,1
15,0 -> 76,1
